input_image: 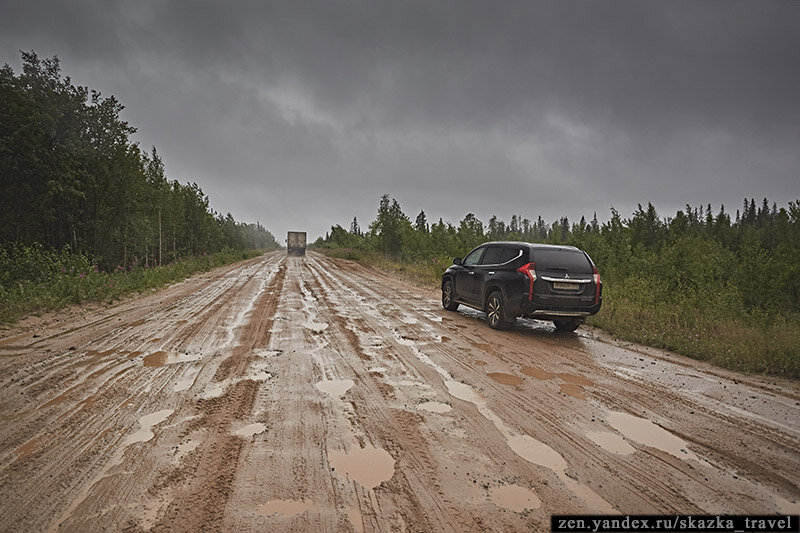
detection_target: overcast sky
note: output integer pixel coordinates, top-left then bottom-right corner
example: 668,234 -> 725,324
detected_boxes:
2,1 -> 799,241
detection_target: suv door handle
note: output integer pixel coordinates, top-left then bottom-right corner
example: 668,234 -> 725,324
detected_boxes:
468,271 -> 475,275
488,271 -> 495,275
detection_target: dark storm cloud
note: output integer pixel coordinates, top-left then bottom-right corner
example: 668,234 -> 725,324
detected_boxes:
2,1 -> 798,239
138,1 -> 797,137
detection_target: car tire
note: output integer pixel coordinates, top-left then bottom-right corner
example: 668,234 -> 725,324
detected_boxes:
442,280 -> 459,311
554,318 -> 581,332
486,291 -> 510,330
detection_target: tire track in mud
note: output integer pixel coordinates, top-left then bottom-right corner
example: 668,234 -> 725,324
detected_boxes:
1,256 -> 275,423
306,257 -> 610,505
304,254 -> 800,516
0,253 -> 284,532
149,260 -> 287,531
299,261 -> 480,532
1,261 -> 262,471
218,256 -> 384,532
1,252 -> 798,531
301,257 -> 554,530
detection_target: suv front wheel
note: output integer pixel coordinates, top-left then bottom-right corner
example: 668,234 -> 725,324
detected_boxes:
486,291 -> 511,330
442,280 -> 459,311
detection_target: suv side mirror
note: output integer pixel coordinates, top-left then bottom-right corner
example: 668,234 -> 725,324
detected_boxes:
452,257 -> 462,265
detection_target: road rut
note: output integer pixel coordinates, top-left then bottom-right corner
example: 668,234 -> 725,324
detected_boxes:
1,252 -> 798,531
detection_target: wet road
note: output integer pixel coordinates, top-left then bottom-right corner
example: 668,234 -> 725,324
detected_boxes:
1,251 -> 798,531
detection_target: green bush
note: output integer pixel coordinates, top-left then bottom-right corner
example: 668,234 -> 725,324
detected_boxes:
0,246 -> 263,323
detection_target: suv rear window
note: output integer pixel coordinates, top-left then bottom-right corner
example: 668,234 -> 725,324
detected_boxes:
532,248 -> 592,273
500,246 -> 524,263
480,246 -> 504,265
480,246 -> 524,265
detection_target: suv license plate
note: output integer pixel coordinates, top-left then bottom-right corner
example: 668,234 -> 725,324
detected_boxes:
553,282 -> 581,291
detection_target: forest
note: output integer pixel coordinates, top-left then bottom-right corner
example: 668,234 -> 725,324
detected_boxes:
0,52 -> 278,269
1,52 -> 278,320
315,194 -> 800,377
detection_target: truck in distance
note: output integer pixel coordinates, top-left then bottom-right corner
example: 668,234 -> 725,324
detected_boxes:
287,231 -> 307,256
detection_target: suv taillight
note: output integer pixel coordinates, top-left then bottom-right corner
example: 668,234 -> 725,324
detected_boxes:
517,262 -> 536,300
593,266 -> 601,304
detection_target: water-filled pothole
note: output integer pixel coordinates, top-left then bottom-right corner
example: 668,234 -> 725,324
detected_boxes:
143,350 -> 203,367
125,409 -> 174,445
586,431 -> 635,455
559,383 -> 586,399
557,373 -> 594,386
607,411 -> 699,462
253,349 -> 283,358
490,484 -> 542,512
488,373 -> 523,386
445,380 -> 484,403
256,499 -> 313,517
315,379 -> 354,397
507,435 -> 568,472
328,444 -> 395,490
521,366 -> 556,380
306,321 -> 328,333
418,401 -> 452,414
232,422 -> 267,438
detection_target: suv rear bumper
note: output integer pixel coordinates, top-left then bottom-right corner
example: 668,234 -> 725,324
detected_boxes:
514,295 -> 602,320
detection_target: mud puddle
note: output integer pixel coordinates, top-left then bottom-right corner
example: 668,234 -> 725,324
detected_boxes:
507,435 -> 568,472
232,422 -> 267,438
172,439 -> 200,465
417,401 -> 452,414
560,383 -> 587,398
490,484 -> 542,512
444,379 -> 614,512
256,499 -> 314,517
125,409 -> 174,445
142,350 -> 204,367
328,444 -> 395,490
521,366 -> 593,397
315,379 -> 354,397
487,372 -> 523,386
558,373 -> 594,386
607,411 -> 701,463
586,431 -> 636,455
253,349 -> 283,358
395,321 -> 613,511
522,366 -> 556,380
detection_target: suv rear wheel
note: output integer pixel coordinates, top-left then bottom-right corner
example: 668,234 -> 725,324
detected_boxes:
486,291 -> 510,330
553,318 -> 581,332
442,280 -> 459,311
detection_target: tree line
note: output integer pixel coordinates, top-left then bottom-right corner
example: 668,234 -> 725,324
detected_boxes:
317,194 -> 800,318
1,51 -> 278,271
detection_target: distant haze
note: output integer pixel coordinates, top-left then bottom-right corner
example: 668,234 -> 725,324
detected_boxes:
2,1 -> 798,240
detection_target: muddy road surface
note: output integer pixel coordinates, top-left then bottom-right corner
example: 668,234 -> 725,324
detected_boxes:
1,251 -> 798,531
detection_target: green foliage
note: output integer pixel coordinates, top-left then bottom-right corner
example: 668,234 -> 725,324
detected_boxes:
0,244 -> 261,322
317,194 -> 800,378
1,51 -> 280,271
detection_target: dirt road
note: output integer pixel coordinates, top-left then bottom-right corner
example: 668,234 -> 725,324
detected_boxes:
1,251 -> 798,531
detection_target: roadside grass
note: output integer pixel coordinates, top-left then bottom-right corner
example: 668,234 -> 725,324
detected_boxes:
320,247 -> 445,288
317,247 -> 800,379
0,245 -> 264,323
587,285 -> 800,378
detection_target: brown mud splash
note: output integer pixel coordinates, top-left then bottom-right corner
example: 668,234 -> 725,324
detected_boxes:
487,372 -> 524,386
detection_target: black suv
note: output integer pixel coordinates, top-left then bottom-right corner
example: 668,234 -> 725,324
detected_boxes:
441,242 -> 602,331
